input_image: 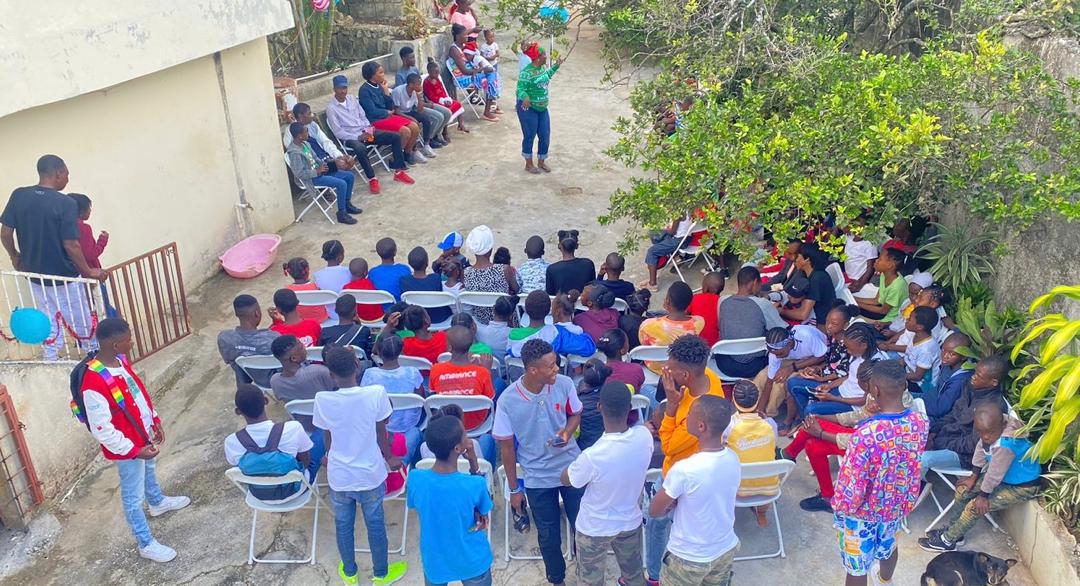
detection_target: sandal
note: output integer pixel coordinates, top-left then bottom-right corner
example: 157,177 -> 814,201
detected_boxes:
483,114 -> 499,122
636,279 -> 659,292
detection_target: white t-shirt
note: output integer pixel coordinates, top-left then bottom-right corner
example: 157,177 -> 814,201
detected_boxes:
479,41 -> 499,60
567,426 -> 654,537
902,333 -> 942,389
889,305 -> 949,342
767,325 -> 828,378
674,219 -> 693,239
313,386 -> 393,492
390,84 -> 418,112
224,420 -> 314,466
663,449 -> 741,562
844,236 -> 878,281
836,353 -> 887,399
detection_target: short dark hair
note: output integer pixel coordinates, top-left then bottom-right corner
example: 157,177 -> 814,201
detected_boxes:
521,338 -> 554,369
376,237 -> 397,260
407,246 -> 428,271
292,102 -> 311,118
667,281 -> 693,311
400,304 -> 429,331
797,243 -> 827,270
273,288 -> 299,313
693,395 -> 734,437
524,290 -> 551,320
375,333 -> 404,360
493,295 -> 517,320
336,293 -> 357,318
525,235 -> 545,258
911,305 -> 939,333
598,381 -> 632,419
581,358 -> 612,388
446,325 -> 473,353
406,72 -> 422,85
605,252 -> 625,272
978,355 -> 1010,382
493,246 -> 511,265
596,328 -> 627,358
288,121 -> 306,138
271,335 -> 300,360
399,45 -> 415,58
323,345 -> 358,378
627,289 -> 651,315
869,360 -> 907,394
883,247 -> 906,265
36,154 -> 66,176
361,61 -> 381,81
68,193 -> 92,215
736,265 -> 761,287
668,334 -> 710,369
233,294 -> 258,315
731,380 -> 760,409
451,312 -> 476,330
234,384 -> 266,419
96,317 -> 130,343
424,415 -> 464,460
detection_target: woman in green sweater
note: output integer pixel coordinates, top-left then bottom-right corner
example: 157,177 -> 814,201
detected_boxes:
516,44 -> 565,174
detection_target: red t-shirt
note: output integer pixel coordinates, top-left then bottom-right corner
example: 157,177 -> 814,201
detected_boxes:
286,282 -> 329,323
688,292 -> 721,346
428,362 -> 495,430
343,278 -> 385,322
402,331 -> 448,368
271,319 -> 322,347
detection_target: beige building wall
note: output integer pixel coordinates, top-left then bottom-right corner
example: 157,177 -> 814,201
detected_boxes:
0,37 -> 294,286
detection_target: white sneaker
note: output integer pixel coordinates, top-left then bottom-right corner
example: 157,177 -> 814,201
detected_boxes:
412,151 -> 428,164
148,495 -> 190,517
139,540 -> 177,563
420,145 -> 437,158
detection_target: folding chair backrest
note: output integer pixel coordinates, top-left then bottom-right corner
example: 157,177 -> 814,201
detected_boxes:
838,285 -> 858,306
826,263 -> 844,292
225,466 -> 310,493
912,397 -> 927,418
235,355 -> 283,390
740,460 -> 796,485
389,393 -> 427,413
628,345 -> 669,363
630,394 -> 650,421
710,337 -> 767,356
437,352 -> 452,363
425,395 -> 494,435
613,298 -> 629,313
306,345 -> 367,364
458,291 -> 510,310
283,153 -> 314,191
497,463 -> 528,497
399,355 -> 434,371
341,289 -> 396,306
294,289 -> 340,307
402,291 -> 459,312
416,457 -> 493,477
671,221 -> 698,252
284,399 -> 315,419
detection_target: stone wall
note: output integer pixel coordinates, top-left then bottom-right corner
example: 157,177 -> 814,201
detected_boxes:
344,0 -> 406,21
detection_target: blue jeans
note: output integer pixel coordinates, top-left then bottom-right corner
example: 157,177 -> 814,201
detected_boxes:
921,449 -> 962,480
115,457 -> 165,548
806,396 -> 855,416
312,170 -> 354,212
307,430 -> 325,480
645,480 -> 672,581
475,433 -> 497,467
330,483 -> 388,578
517,102 -> 551,160
787,376 -> 819,418
425,568 -> 493,586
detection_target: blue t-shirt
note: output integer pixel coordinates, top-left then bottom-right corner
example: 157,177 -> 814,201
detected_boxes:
406,469 -> 493,584
400,273 -> 452,324
360,366 -> 423,433
368,263 -> 412,302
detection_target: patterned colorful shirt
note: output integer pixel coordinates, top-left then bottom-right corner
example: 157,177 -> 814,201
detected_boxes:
831,410 -> 928,523
516,63 -> 560,110
518,258 -> 550,294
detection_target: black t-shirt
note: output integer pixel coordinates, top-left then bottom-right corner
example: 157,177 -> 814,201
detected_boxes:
593,278 -> 635,300
0,186 -> 80,277
399,273 -> 453,324
319,323 -> 373,355
807,269 -> 837,324
546,257 -> 596,295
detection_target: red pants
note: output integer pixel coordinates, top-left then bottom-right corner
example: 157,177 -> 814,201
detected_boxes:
784,420 -> 852,499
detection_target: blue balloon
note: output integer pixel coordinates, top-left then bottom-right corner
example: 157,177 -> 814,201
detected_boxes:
10,307 -> 52,345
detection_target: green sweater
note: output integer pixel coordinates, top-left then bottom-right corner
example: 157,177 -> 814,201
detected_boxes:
516,63 -> 560,111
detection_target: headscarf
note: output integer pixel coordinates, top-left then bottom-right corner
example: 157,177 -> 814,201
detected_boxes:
523,43 -> 543,63
466,225 -> 495,256
909,271 -> 933,289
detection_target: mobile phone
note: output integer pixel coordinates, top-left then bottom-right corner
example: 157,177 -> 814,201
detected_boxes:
549,436 -> 568,448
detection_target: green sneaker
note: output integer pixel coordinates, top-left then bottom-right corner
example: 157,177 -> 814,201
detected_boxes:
371,561 -> 408,586
338,562 -> 358,585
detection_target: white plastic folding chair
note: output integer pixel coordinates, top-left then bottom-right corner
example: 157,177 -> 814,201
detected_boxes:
340,289 -> 396,329
294,290 -> 340,321
354,469 -> 410,556
838,285 -> 858,306
631,393 -> 651,423
425,395 -> 494,437
389,393 -> 427,431
225,467 -> 320,565
628,345 -> 669,387
284,153 -> 336,224
306,345 -> 368,365
497,464 -> 573,562
333,134 -> 393,173
826,262 -> 845,294
398,355 -> 434,373
235,355 -> 283,396
402,291 -> 459,330
672,225 -> 717,283
733,460 -> 797,561
415,457 -> 494,533
458,292 -> 511,315
709,338 -> 767,382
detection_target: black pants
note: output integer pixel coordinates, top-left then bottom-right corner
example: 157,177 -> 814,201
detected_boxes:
345,130 -> 406,171
715,354 -> 767,378
525,485 -> 584,584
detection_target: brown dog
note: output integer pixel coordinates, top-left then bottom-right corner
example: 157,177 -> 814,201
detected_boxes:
921,551 -> 1017,585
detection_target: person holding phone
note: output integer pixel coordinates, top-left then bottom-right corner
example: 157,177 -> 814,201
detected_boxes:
494,339 -> 583,586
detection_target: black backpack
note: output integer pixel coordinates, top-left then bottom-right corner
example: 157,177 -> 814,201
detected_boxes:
68,351 -> 99,430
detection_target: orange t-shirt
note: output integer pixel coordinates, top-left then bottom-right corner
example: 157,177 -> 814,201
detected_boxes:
343,278 -> 385,322
688,293 -> 721,346
286,282 -> 329,323
402,331 -> 448,368
428,362 -> 495,430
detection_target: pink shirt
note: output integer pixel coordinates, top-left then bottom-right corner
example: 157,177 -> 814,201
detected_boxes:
450,10 -> 477,35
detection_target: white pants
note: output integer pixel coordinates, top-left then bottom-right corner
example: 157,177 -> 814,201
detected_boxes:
29,280 -> 98,360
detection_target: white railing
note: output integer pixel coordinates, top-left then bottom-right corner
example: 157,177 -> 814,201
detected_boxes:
0,270 -> 105,363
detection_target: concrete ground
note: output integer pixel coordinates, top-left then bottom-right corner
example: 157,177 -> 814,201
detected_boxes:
8,25 -> 1038,586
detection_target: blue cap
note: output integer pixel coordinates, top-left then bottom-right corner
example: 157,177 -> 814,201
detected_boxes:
437,231 -> 464,251
332,75 -> 349,88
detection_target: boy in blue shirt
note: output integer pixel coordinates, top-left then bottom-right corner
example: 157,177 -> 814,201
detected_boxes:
407,413 -> 494,585
368,237 -> 412,302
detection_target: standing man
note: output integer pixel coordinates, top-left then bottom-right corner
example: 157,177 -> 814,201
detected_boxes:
285,102 -> 382,196
494,339 -> 583,586
1,155 -> 107,360
325,75 -> 415,186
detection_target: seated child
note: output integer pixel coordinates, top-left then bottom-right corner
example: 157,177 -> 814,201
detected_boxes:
407,410 -> 494,586
919,402 -> 1039,553
572,284 -> 619,343
593,252 -> 635,300
923,332 -> 973,420
368,237 -> 412,303
269,335 -> 334,476
320,294 -> 374,355
462,39 -> 494,71
432,231 -> 470,275
428,326 -> 497,464
391,305 -> 448,369
899,306 -> 942,394
780,275 -> 816,326
727,380 -> 779,526
597,328 -> 646,393
224,384 -> 312,501
476,295 -> 515,359
575,358 -> 613,451
507,290 -> 596,358
343,257 -> 386,323
493,246 -> 522,289
442,258 -> 464,295
688,271 -> 724,345
283,257 -> 329,323
619,289 -> 652,350
314,240 -> 353,295
518,235 -> 549,295
269,288 -> 322,347
400,246 -> 453,325
885,284 -> 953,344
419,405 -> 488,468
361,334 -> 425,463
422,60 -> 468,133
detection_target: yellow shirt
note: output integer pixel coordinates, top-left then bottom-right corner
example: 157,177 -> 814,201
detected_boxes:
658,369 -> 726,476
727,412 -> 779,496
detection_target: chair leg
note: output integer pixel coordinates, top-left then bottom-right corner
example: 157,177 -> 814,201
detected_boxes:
734,505 -> 785,561
248,509 -> 258,565
309,492 -> 319,565
504,499 -> 511,562
774,503 -> 785,558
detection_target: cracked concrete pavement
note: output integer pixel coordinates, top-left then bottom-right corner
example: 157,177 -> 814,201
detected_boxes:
6,23 -> 1040,586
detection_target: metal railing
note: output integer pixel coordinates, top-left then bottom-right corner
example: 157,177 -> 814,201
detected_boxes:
0,384 -> 43,529
0,270 -> 104,362
105,243 -> 191,363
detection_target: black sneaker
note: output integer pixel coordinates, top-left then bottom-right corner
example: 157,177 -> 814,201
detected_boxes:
336,211 -> 358,225
799,495 -> 833,513
345,204 -> 362,215
918,530 -> 956,552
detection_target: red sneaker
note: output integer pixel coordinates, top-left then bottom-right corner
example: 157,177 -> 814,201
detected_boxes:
369,178 -> 380,194
393,170 -> 415,185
